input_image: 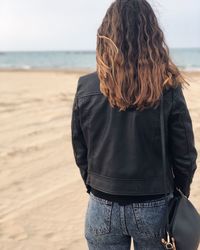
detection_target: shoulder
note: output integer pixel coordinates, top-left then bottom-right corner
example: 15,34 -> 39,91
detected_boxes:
167,84 -> 188,114
76,71 -> 102,97
163,83 -> 184,101
170,84 -> 185,105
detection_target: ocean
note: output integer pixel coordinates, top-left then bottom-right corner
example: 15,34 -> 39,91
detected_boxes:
0,48 -> 199,71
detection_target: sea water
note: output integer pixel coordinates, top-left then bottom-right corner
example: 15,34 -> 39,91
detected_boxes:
0,48 -> 199,71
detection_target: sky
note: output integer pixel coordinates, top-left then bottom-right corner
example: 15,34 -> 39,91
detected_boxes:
0,0 -> 199,51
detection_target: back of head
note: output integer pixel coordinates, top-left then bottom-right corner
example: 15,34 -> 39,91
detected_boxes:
96,0 -> 188,111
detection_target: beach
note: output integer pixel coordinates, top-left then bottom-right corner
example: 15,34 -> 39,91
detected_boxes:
0,70 -> 199,250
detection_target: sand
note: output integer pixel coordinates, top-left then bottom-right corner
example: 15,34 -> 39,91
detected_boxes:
0,70 -> 199,250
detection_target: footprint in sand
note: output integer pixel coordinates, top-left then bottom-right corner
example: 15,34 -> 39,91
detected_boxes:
9,232 -> 28,241
44,232 -> 59,241
1,223 -> 28,241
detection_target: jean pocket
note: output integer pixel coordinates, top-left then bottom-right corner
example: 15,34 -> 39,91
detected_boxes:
131,195 -> 171,238
85,192 -> 113,238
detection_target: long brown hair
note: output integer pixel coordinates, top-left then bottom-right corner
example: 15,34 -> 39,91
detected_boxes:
96,0 -> 189,111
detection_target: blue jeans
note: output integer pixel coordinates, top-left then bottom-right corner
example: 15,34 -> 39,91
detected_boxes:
84,192 -> 174,250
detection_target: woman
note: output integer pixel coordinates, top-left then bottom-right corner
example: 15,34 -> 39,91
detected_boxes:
71,0 -> 198,249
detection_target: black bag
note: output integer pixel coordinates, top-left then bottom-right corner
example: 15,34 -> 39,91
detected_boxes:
159,93 -> 200,250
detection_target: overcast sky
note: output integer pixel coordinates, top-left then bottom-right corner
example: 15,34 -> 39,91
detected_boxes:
0,0 -> 199,51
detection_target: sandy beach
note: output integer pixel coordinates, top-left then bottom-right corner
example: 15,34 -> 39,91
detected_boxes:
0,70 -> 199,250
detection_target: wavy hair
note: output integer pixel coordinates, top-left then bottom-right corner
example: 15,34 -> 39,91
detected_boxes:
96,0 -> 189,111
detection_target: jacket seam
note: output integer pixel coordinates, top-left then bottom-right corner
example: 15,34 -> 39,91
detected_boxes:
87,170 -> 160,181
77,92 -> 103,98
180,112 -> 193,181
71,95 -> 88,169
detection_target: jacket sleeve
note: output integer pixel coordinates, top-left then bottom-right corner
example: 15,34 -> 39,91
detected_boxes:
71,92 -> 91,194
168,86 -> 198,198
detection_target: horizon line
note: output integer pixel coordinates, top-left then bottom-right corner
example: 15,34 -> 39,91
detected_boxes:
0,47 -> 200,53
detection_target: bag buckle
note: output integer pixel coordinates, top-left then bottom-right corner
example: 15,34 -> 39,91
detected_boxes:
161,231 -> 176,250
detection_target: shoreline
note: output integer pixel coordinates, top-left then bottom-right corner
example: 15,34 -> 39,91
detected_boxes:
0,68 -> 200,75
0,68 -> 95,74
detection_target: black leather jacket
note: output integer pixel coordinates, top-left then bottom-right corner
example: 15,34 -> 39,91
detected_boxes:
71,71 -> 198,198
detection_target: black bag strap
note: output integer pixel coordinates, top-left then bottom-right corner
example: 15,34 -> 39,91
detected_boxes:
160,93 -> 170,232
